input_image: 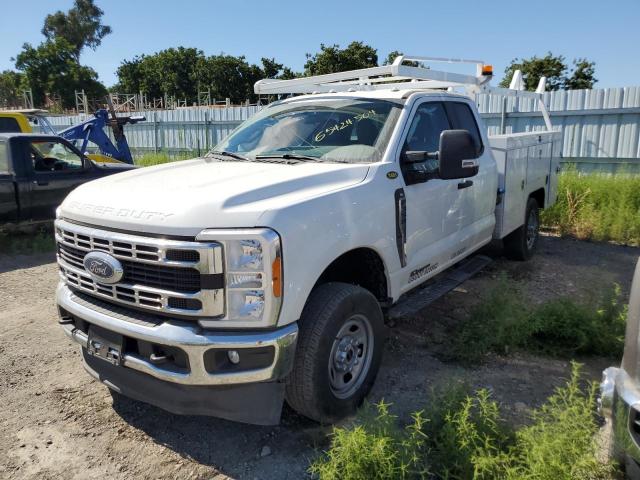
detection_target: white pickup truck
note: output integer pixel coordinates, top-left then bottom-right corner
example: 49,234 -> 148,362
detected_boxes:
55,57 -> 561,425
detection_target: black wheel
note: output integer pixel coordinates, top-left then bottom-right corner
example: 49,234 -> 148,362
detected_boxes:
285,282 -> 385,423
504,197 -> 540,261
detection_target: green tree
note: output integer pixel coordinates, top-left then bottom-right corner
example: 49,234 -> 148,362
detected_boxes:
115,50 -> 296,103
382,50 -> 420,67
499,52 -> 567,91
564,58 -> 597,90
500,52 -> 597,91
304,41 -> 378,75
0,70 -> 26,108
196,54 -> 263,103
15,39 -> 106,109
42,0 -> 112,62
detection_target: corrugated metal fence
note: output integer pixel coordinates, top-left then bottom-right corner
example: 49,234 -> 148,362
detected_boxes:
46,86 -> 640,172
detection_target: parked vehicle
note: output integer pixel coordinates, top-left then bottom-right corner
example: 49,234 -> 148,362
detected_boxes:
0,101 -> 144,164
601,260 -> 640,479
0,133 -> 134,225
54,56 -> 561,425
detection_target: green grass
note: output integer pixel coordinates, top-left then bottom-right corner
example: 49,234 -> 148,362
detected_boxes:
450,276 -> 626,364
310,364 -> 616,480
135,151 -> 196,167
0,228 -> 56,255
542,169 -> 640,245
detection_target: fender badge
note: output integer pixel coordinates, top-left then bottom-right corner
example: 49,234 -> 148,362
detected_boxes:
386,171 -> 399,179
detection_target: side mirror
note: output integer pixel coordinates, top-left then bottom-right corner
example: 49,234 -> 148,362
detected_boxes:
438,130 -> 479,180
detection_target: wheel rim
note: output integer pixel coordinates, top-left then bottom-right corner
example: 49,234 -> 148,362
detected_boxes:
526,208 -> 539,250
328,314 -> 374,399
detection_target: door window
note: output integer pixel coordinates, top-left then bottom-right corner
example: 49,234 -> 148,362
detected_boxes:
402,102 -> 450,174
0,142 -> 8,173
0,117 -> 21,133
29,140 -> 84,173
443,102 -> 483,155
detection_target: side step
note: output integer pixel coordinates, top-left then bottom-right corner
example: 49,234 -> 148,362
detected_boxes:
386,255 -> 492,320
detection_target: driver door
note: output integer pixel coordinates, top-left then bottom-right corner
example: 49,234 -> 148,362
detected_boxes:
399,100 -> 473,292
26,138 -> 89,220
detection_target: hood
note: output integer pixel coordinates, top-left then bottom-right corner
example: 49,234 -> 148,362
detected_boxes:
61,158 -> 369,236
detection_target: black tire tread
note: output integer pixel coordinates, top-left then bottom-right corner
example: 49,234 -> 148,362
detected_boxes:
504,197 -> 539,261
285,282 -> 381,422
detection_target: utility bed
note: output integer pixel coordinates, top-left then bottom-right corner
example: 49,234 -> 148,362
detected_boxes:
489,131 -> 562,239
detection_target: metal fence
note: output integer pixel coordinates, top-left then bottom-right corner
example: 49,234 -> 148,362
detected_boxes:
46,86 -> 640,172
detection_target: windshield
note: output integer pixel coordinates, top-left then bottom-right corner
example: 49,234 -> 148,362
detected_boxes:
209,98 -> 401,164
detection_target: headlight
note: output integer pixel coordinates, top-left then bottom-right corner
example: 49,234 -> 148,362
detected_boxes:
196,228 -> 282,327
55,206 -> 62,219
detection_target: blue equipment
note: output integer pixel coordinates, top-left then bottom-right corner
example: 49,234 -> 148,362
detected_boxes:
58,100 -> 145,164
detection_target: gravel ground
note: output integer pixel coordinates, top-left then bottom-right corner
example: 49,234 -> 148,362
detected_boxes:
0,235 -> 638,480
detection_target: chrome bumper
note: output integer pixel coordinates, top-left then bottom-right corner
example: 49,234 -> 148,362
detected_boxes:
57,283 -> 298,387
600,367 -> 640,475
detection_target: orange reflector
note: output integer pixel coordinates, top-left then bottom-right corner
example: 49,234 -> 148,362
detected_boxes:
272,257 -> 282,297
482,65 -> 493,76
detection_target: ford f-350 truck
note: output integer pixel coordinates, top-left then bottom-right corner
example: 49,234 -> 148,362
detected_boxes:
55,56 -> 561,425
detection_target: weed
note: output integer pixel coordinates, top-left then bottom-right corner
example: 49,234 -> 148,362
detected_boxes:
474,363 -> 616,480
0,227 -> 55,254
528,284 -> 626,357
541,169 -> 640,245
423,385 -> 513,479
451,274 -> 530,364
451,279 -> 626,363
309,400 -> 429,480
135,151 -> 195,166
310,365 -> 616,480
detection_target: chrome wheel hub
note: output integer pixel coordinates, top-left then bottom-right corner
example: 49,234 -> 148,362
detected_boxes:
328,314 -> 374,399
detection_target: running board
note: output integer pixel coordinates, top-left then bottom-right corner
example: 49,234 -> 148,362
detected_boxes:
386,255 -> 492,320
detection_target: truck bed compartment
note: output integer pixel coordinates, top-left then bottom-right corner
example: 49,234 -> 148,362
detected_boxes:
489,131 -> 562,239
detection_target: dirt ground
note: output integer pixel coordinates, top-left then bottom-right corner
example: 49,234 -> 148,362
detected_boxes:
0,235 -> 638,480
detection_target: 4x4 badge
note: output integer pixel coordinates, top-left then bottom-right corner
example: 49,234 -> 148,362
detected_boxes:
387,171 -> 398,179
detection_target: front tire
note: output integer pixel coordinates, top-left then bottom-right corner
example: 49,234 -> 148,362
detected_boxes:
504,197 -> 540,261
285,282 -> 385,423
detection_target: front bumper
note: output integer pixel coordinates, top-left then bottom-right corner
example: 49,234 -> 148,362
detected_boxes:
57,283 -> 298,423
600,367 -> 640,478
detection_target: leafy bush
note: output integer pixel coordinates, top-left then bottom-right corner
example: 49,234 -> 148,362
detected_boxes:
541,169 -> 640,245
452,279 -> 626,363
310,365 -> 616,480
309,401 -> 428,480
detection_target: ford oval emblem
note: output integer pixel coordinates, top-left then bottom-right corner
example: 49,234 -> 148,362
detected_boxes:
83,251 -> 124,284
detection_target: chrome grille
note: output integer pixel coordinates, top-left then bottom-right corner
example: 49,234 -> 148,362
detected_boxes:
55,219 -> 224,317
58,243 -> 201,293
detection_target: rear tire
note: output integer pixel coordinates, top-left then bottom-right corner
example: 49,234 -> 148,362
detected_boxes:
285,282 -> 385,423
504,197 -> 540,261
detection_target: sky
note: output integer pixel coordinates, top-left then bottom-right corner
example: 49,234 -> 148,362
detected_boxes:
1,0 -> 639,89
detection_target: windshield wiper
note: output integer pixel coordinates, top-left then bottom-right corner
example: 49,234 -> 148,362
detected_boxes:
255,153 -> 321,163
207,150 -> 251,161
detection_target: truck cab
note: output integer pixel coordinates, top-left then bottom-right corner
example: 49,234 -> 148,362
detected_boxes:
54,56 -> 561,425
0,133 -> 133,224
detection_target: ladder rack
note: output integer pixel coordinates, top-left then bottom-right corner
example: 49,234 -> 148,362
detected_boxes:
254,55 -> 554,131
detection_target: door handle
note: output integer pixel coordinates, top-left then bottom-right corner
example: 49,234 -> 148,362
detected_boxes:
458,180 -> 473,189
32,180 -> 49,186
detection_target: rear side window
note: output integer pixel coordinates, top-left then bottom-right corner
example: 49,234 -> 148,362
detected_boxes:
444,102 -> 483,155
0,142 -> 8,173
0,117 -> 21,133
